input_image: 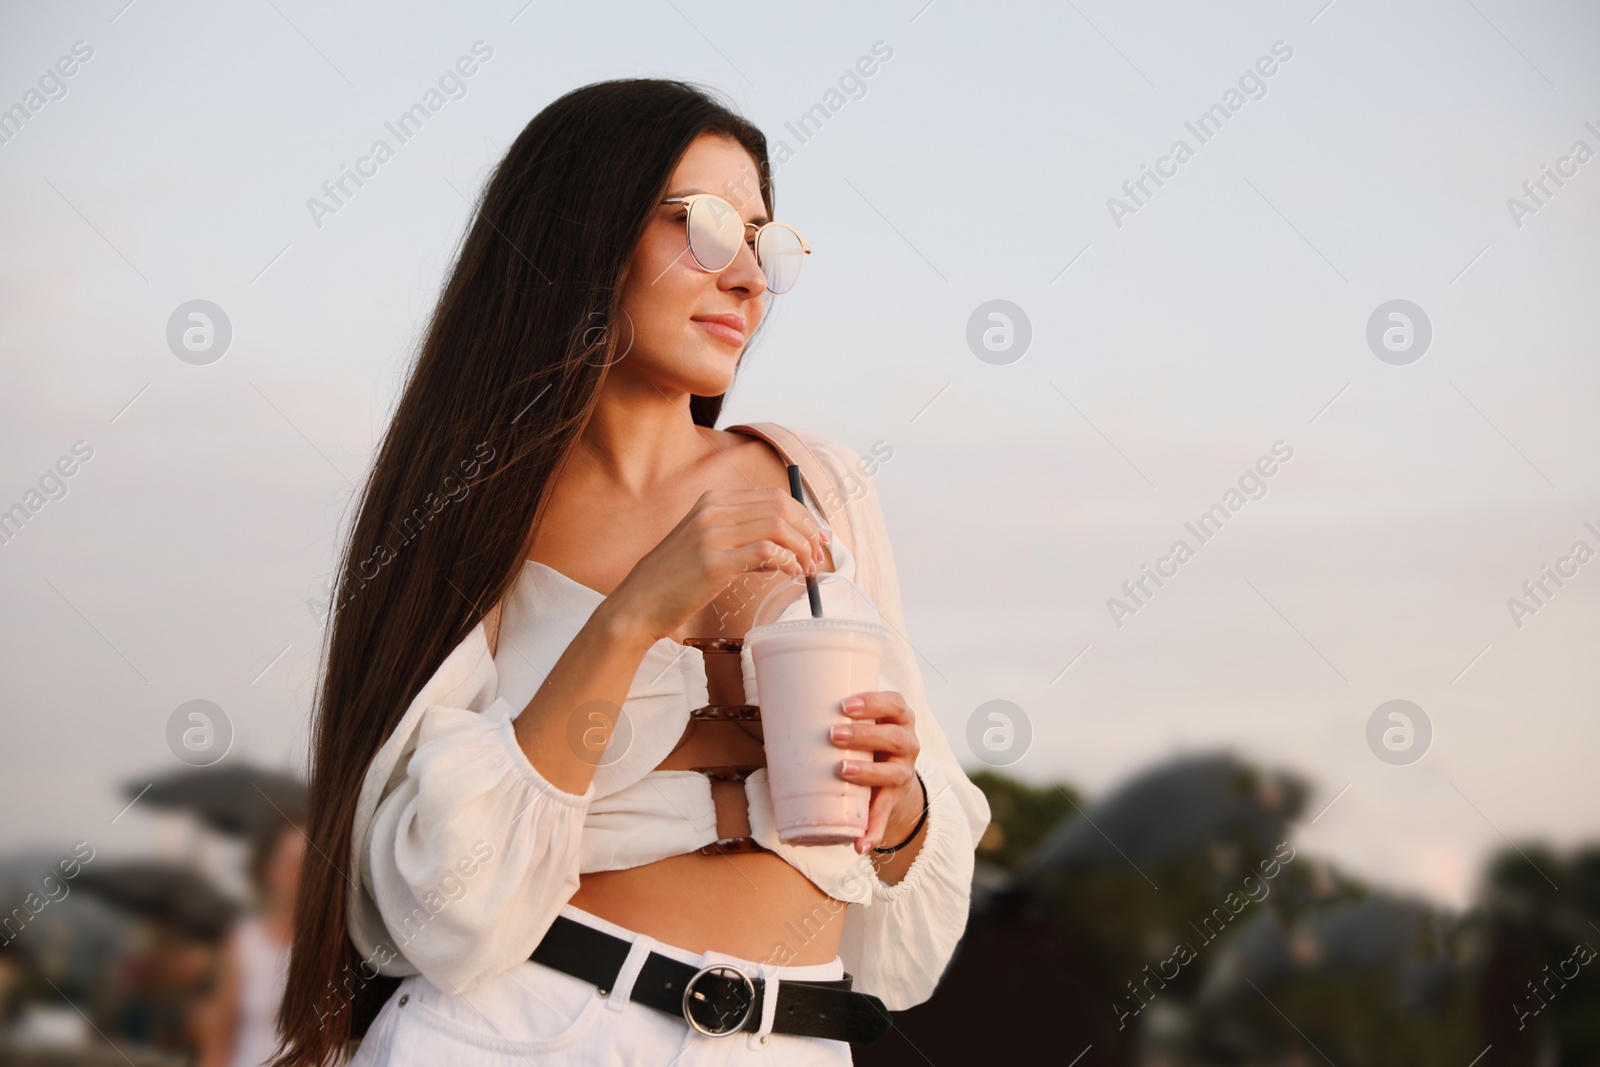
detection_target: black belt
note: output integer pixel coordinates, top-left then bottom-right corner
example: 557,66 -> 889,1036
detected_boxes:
528,914 -> 893,1044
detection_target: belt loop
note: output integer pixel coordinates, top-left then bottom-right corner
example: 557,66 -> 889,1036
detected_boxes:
745,962 -> 781,1049
605,935 -> 655,1013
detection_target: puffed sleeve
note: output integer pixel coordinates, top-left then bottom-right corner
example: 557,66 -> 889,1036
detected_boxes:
798,430 -> 992,1010
348,626 -> 594,996
838,757 -> 978,1009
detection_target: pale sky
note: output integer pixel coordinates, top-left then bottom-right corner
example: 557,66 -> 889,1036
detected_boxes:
3,0 -> 1599,912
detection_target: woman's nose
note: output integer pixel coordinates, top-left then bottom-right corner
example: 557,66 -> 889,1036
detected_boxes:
718,239 -> 767,297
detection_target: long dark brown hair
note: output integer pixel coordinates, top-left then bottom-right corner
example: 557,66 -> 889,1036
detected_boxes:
269,79 -> 773,1067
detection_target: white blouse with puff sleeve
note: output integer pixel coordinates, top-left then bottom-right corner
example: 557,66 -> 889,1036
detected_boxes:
345,424 -> 991,1011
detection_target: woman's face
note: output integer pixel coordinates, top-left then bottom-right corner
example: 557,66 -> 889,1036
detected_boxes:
614,133 -> 771,398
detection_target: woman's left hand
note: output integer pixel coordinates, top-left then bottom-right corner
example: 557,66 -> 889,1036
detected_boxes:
830,691 -> 922,854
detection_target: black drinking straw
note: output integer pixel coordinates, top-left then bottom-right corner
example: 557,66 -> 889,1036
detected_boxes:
786,464 -> 824,618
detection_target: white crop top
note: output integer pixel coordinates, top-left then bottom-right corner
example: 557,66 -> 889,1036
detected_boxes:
346,425 -> 992,1011
504,509 -> 856,881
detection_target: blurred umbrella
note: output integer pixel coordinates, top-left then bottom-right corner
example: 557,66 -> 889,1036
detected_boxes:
1194,891 -> 1444,1005
126,763 -> 307,840
1020,753 -> 1305,875
75,861 -> 241,941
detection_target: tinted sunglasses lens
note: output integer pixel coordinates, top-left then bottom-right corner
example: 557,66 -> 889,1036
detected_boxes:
687,196 -> 743,272
756,224 -> 805,294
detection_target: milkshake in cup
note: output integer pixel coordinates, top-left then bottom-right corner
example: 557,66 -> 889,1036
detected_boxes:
746,572 -> 889,846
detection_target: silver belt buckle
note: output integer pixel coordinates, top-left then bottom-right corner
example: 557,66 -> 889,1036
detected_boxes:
682,963 -> 756,1037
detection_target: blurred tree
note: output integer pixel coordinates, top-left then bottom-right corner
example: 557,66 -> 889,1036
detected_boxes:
1480,843 -> 1600,1067
966,769 -> 1081,872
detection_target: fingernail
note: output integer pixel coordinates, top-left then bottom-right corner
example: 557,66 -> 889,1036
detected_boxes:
821,528 -> 832,543
840,759 -> 858,775
807,559 -> 816,575
842,697 -> 864,712
830,724 -> 852,742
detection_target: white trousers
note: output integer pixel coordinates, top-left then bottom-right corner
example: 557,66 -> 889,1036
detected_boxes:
349,904 -> 854,1065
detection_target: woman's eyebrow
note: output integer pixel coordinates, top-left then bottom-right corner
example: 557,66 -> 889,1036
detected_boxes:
663,188 -> 770,227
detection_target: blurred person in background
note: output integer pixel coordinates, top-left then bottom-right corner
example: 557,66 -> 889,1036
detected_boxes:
196,822 -> 304,1067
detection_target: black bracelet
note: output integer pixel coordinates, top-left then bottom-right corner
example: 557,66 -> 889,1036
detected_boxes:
873,771 -> 928,855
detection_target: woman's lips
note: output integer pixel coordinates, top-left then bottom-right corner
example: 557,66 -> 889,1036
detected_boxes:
694,318 -> 745,346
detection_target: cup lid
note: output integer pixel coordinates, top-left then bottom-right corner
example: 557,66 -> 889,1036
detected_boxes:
749,571 -> 884,632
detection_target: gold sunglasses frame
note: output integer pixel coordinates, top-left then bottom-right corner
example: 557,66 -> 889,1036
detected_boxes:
660,194 -> 811,293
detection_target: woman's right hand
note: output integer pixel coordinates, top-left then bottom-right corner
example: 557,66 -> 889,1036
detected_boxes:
605,487 -> 829,644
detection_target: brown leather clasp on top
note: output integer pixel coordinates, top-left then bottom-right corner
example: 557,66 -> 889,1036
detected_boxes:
680,637 -> 744,652
684,636 -> 756,720
689,704 -> 760,721
697,836 -> 768,856
690,764 -> 763,783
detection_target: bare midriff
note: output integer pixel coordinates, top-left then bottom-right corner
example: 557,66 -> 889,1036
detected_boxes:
567,554 -> 851,966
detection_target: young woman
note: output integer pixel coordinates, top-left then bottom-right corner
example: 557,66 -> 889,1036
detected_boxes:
271,79 -> 989,1066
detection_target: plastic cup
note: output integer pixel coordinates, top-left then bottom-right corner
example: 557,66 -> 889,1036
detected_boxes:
746,615 -> 888,845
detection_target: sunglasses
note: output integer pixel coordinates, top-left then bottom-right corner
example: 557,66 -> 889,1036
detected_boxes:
661,194 -> 811,295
